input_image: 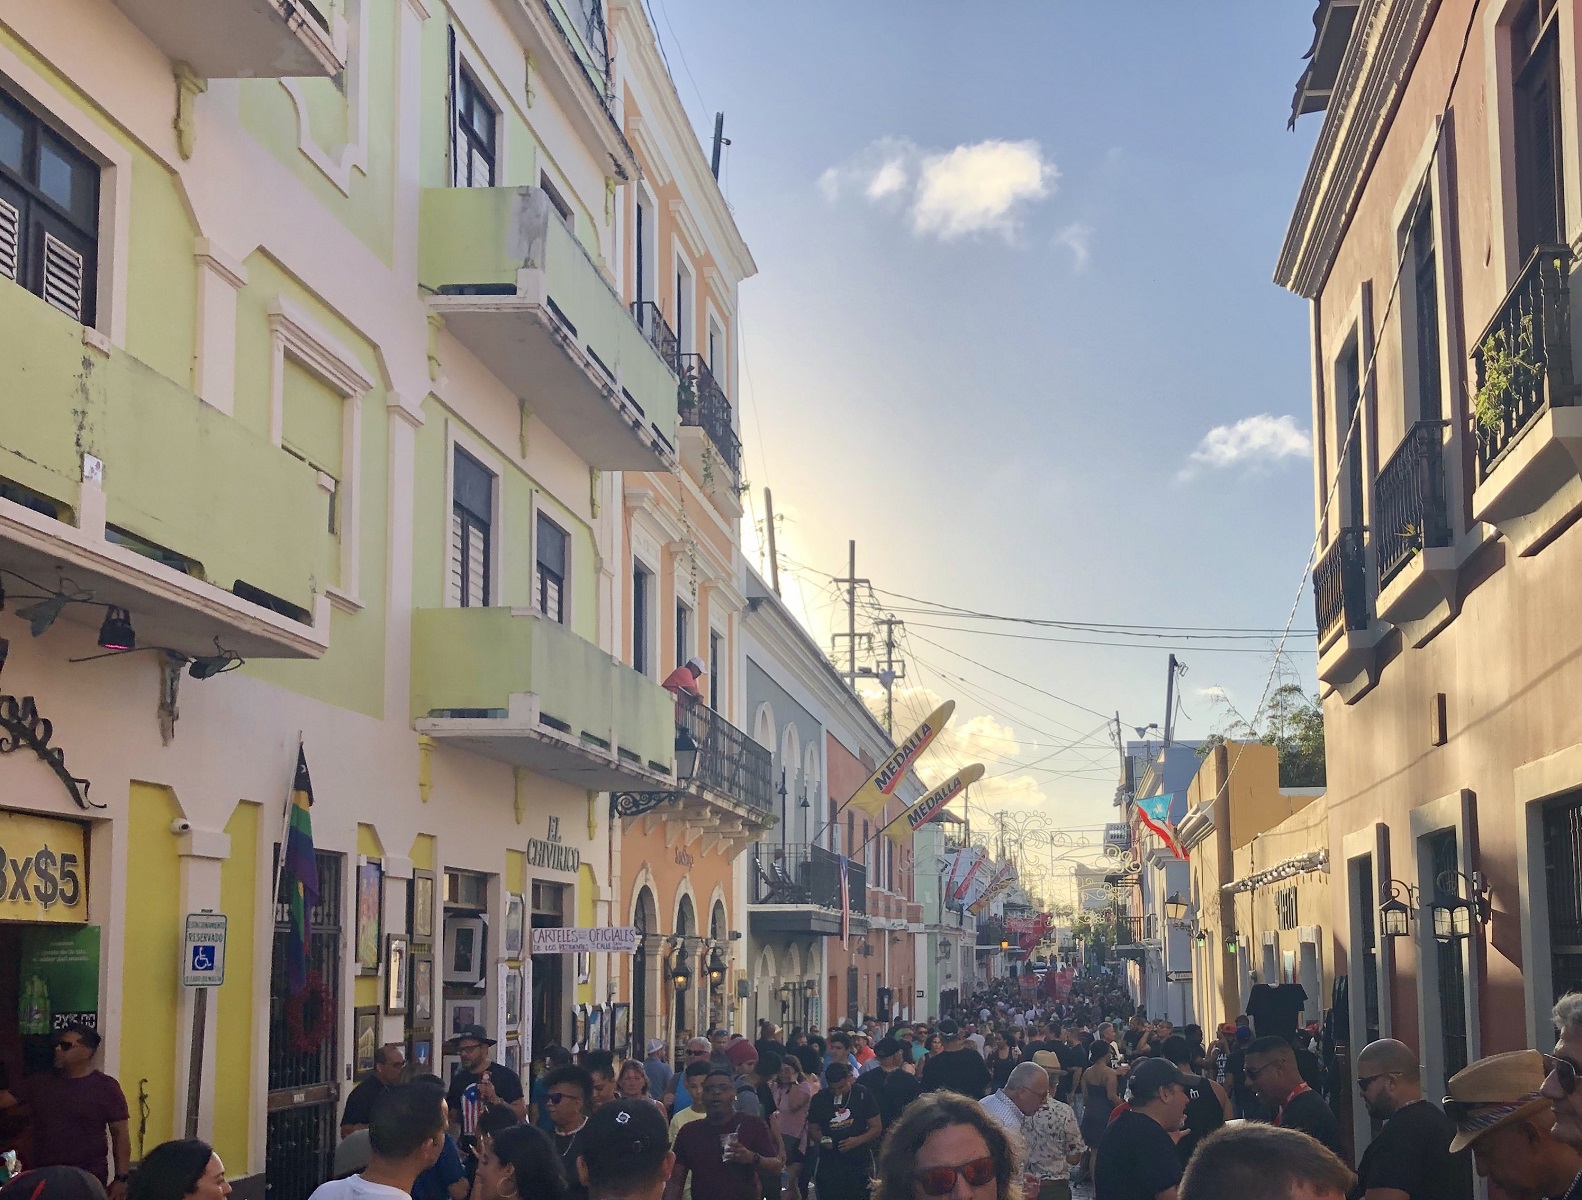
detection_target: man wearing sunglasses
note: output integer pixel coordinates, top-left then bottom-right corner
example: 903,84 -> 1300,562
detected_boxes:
1541,991 -> 1582,1200
0,1022 -> 129,1196
665,1038 -> 714,1115
1351,1038 -> 1469,1200
542,1063 -> 596,1200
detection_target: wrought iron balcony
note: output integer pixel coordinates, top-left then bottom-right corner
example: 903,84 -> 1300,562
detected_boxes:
631,301 -> 679,374
677,354 -> 742,478
1472,244 -> 1576,481
677,694 -> 773,813
1313,527 -> 1369,643
1108,915 -> 1145,946
1374,421 -> 1451,587
750,841 -> 868,914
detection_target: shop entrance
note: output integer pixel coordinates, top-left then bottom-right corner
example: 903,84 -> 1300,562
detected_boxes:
530,882 -> 565,1059
265,850 -> 344,1200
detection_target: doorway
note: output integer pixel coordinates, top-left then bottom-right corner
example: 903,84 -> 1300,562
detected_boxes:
531,882 -> 566,1058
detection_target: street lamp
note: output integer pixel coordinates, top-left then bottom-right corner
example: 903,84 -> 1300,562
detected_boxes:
1379,881 -> 1415,939
708,956 -> 727,989
612,728 -> 702,817
1164,892 -> 1189,922
672,962 -> 692,992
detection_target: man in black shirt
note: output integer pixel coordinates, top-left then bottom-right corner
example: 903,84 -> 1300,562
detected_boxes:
1351,1039 -> 1471,1200
808,1062 -> 882,1200
920,1018 -> 991,1099
445,1024 -> 526,1153
1242,1036 -> 1343,1162
1094,1058 -> 1189,1200
871,1037 -> 921,1128
341,1043 -> 407,1136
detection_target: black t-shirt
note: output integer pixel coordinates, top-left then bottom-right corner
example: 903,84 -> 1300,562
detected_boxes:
1054,1044 -> 1085,1102
1245,984 -> 1308,1043
445,1060 -> 525,1139
340,1073 -> 390,1128
1280,1088 -> 1344,1161
1351,1100 -> 1472,1200
554,1124 -> 591,1200
875,1067 -> 922,1128
921,1047 -> 991,1099
1176,1074 -> 1224,1166
990,1052 -> 1018,1089
809,1082 -> 880,1149
1094,1109 -> 1184,1200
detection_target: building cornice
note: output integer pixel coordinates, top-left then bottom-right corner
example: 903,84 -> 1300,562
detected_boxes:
1275,0 -> 1436,299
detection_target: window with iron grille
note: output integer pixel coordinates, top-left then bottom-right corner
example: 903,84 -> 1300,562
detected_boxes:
1407,200 -> 1443,423
0,88 -> 98,325
1429,830 -> 1469,1080
535,512 -> 568,624
450,448 -> 492,608
1338,340 -> 1364,528
452,64 -> 496,188
1544,794 -> 1582,1001
1512,0 -> 1564,260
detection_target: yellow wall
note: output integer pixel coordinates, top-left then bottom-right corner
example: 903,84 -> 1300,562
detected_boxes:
121,784 -> 182,1159
216,802 -> 260,1172
411,833 -> 435,872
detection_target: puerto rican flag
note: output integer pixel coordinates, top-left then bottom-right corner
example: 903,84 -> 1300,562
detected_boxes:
1136,791 -> 1187,860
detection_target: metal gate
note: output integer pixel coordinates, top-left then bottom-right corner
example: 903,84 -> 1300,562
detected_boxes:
1356,858 -> 1380,1044
266,851 -> 343,1200
1429,832 -> 1468,1080
1544,796 -> 1582,998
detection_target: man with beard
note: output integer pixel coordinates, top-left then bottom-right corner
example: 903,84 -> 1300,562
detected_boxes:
1351,1039 -> 1469,1200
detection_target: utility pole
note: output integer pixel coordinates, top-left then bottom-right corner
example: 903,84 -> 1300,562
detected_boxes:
831,540 -> 870,691
1162,654 -> 1184,747
870,615 -> 906,732
763,487 -> 781,597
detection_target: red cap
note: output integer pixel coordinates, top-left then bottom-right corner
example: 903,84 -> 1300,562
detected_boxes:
1217,1023 -> 1237,1036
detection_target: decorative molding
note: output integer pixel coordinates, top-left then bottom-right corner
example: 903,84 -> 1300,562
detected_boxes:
627,116 -> 673,187
279,0 -> 369,197
668,198 -> 706,260
1275,0 -> 1434,299
194,239 -> 248,290
173,64 -> 206,161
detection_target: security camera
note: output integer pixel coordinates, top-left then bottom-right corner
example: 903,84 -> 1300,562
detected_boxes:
171,818 -> 193,834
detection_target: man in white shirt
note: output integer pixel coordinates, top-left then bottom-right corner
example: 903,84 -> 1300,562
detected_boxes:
310,1083 -> 446,1200
979,1062 -> 1050,1137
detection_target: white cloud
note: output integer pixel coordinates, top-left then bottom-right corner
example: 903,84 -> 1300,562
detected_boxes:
1052,222 -> 1092,271
820,137 -> 1057,242
1180,414 -> 1312,481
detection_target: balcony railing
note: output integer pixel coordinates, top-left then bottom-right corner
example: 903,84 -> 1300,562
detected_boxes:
677,694 -> 773,813
1313,527 -> 1368,642
677,354 -> 742,478
1472,244 -> 1576,481
1108,915 -> 1145,945
1374,421 -> 1451,586
750,841 -> 869,913
631,301 -> 679,373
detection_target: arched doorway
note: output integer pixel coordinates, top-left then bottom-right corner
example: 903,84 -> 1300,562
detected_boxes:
633,886 -> 659,1055
675,894 -> 696,1040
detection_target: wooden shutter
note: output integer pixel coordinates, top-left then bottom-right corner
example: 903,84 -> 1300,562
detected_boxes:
447,24 -> 460,188
0,193 -> 18,282
40,231 -> 83,320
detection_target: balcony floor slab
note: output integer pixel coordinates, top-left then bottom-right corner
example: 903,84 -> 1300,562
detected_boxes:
1317,622 -> 1389,704
1376,546 -> 1459,648
112,0 -> 342,77
1473,407 -> 1582,556
415,709 -> 675,792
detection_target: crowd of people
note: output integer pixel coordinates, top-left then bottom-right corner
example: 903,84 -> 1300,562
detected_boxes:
11,974 -> 1582,1200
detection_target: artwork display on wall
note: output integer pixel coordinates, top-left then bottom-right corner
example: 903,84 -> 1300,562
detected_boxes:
356,862 -> 382,974
611,1003 -> 630,1057
412,871 -> 435,942
354,1007 -> 378,1074
587,1005 -> 603,1053
411,954 -> 434,1023
504,893 -> 525,959
385,934 -> 409,1016
445,997 -> 482,1041
444,916 -> 487,986
411,1038 -> 432,1070
505,967 -> 523,1030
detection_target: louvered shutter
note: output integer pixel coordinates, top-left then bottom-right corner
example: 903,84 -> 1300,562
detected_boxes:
449,510 -> 465,606
465,523 -> 486,608
0,192 -> 18,283
40,232 -> 84,321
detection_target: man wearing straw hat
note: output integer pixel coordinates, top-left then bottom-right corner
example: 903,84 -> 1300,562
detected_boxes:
1445,1049 -> 1581,1200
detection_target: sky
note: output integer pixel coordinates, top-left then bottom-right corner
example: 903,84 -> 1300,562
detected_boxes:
642,2 -> 1326,861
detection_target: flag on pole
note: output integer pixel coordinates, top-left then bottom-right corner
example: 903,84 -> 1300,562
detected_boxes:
843,701 -> 955,819
1136,791 -> 1186,860
839,855 -> 851,949
281,746 -> 320,993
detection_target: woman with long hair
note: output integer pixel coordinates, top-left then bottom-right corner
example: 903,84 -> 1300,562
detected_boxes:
128,1141 -> 230,1200
616,1058 -> 666,1114
988,1033 -> 1018,1091
871,1093 -> 1018,1200
473,1124 -> 569,1200
1077,1040 -> 1121,1184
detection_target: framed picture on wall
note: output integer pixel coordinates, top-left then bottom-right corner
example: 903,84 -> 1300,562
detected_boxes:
587,1005 -> 603,1053
356,861 -> 383,974
504,893 -> 525,959
502,1040 -> 521,1075
411,954 -> 434,1024
611,1003 -> 630,1057
412,871 -> 435,942
354,1007 -> 379,1074
443,916 -> 487,986
496,961 -> 509,1042
410,1038 -> 432,1071
571,1004 -> 588,1051
505,967 -> 523,1029
385,934 -> 409,1016
445,997 -> 483,1041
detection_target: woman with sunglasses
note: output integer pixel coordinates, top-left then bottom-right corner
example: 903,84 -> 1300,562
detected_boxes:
872,1092 -> 1017,1200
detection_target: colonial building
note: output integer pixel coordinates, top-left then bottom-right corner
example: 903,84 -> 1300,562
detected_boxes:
1276,0 -> 1582,1157
0,1 -> 723,1195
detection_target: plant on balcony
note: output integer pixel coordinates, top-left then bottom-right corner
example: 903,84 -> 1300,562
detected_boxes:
1473,314 -> 1537,434
677,366 -> 699,418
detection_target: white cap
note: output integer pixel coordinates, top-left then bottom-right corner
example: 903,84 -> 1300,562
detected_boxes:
686,656 -> 708,676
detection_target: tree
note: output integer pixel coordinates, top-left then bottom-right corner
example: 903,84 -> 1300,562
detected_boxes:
1199,665 -> 1326,788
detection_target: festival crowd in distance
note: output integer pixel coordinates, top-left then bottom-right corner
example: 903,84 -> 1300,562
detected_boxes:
7,966 -> 1582,1200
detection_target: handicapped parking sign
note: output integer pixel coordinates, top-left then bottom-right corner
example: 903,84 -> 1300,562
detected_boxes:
181,912 -> 228,987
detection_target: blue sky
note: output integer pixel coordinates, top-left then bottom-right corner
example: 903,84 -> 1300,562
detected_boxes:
644,2 -> 1325,840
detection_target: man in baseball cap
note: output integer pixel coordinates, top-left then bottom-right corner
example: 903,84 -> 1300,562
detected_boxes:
1446,1050 -> 1581,1200
1094,1060 -> 1188,1200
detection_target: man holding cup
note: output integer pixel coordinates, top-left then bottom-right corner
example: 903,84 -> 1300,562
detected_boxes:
665,1069 -> 782,1200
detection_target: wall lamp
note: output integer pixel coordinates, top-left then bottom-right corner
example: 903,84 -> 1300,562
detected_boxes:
1378,880 -> 1418,939
611,728 -> 701,817
671,963 -> 692,991
1429,870 -> 1491,944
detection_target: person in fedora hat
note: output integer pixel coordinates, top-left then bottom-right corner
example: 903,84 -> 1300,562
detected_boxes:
445,1024 -> 525,1156
1446,1049 -> 1582,1200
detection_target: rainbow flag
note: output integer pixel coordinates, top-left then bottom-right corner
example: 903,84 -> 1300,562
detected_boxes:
281,747 -> 319,992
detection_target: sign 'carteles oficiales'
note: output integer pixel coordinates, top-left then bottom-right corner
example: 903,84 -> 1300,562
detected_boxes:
529,926 -> 639,955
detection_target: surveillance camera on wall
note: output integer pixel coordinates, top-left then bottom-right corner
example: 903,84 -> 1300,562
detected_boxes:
171,818 -> 193,834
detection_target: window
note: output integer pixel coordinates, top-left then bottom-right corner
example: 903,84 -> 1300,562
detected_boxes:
1544,795 -> 1582,1001
632,563 -> 651,675
709,628 -> 721,710
708,317 -> 725,373
0,88 -> 98,324
450,448 -> 493,608
675,601 -> 691,668
675,257 -> 694,351
1407,200 -> 1443,423
635,195 -> 652,304
1428,829 -> 1469,1080
452,65 -> 496,188
1338,340 -> 1364,528
1353,857 -> 1380,1044
536,512 -> 568,623
540,173 -> 573,231
1513,0 -> 1564,259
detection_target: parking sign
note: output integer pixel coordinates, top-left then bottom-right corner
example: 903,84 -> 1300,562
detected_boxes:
182,913 -> 227,987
